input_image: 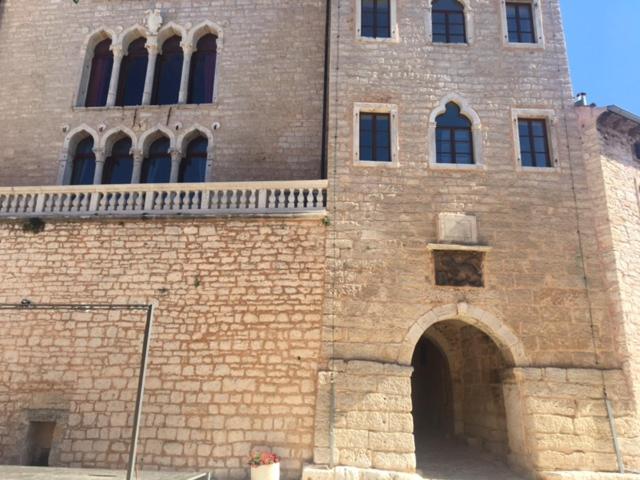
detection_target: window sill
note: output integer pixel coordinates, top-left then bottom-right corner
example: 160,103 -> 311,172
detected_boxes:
428,162 -> 485,171
72,102 -> 219,112
354,159 -> 399,168
429,41 -> 471,48
356,35 -> 400,44
502,40 -> 545,50
517,165 -> 560,173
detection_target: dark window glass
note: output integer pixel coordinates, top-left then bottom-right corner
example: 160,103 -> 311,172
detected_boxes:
103,138 -> 133,184
359,113 -> 391,162
435,103 -> 474,164
70,137 -> 96,185
634,142 -> 640,161
506,2 -> 535,43
361,0 -> 391,38
180,136 -> 208,182
152,36 -> 184,106
141,137 -> 172,183
116,37 -> 148,106
85,39 -> 114,107
432,0 -> 466,44
518,119 -> 551,167
188,34 -> 217,104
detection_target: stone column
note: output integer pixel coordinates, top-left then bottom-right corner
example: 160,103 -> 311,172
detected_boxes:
178,42 -> 193,104
205,148 -> 215,182
93,148 -> 106,185
142,40 -> 159,105
131,149 -> 144,183
106,46 -> 123,107
501,368 -> 533,472
57,153 -> 69,185
169,148 -> 182,183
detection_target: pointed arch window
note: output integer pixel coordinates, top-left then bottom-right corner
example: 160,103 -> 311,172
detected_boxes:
116,38 -> 148,107
103,138 -> 134,184
179,136 -> 208,182
188,34 -> 217,104
141,138 -> 172,183
85,39 -> 114,107
432,0 -> 466,43
435,103 -> 474,164
152,36 -> 184,106
70,137 -> 96,185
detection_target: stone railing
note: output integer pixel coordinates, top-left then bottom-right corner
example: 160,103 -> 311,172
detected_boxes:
0,180 -> 328,218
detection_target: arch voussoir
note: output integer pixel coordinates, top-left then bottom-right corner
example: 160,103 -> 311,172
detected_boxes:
398,303 -> 529,367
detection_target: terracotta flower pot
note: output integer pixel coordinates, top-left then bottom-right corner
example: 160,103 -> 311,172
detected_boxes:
251,462 -> 280,480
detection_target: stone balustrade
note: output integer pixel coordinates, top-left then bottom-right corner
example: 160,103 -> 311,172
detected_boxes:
0,180 -> 328,218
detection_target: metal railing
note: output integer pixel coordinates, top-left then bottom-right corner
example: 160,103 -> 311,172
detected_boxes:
0,180 -> 328,218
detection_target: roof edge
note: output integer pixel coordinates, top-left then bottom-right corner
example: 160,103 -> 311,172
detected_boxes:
606,105 -> 640,126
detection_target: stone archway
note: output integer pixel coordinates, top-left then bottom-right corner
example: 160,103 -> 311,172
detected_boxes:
397,302 -> 529,367
402,303 -> 531,476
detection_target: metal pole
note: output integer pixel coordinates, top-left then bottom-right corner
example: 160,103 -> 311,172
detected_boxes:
605,395 -> 625,474
127,304 -> 156,480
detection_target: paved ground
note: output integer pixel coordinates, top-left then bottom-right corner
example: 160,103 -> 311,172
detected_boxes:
0,467 -> 210,480
416,437 -> 526,480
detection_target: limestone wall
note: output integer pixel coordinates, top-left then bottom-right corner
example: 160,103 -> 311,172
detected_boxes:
577,106 -> 640,472
0,216 -> 327,479
0,0 -> 325,186
323,0 -> 616,369
312,360 -> 415,473
515,367 -> 638,473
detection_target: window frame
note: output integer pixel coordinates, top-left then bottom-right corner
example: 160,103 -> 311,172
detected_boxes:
70,137 -> 97,185
511,108 -> 559,172
500,0 -> 545,48
355,0 -> 399,43
428,95 -> 484,171
426,0 -> 474,45
353,103 -> 399,168
187,33 -> 218,105
151,35 -> 184,106
115,36 -> 149,107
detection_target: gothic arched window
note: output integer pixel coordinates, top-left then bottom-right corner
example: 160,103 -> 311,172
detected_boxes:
432,0 -> 466,43
152,35 -> 184,106
141,137 -> 172,183
435,103 -> 474,164
179,136 -> 208,182
85,39 -> 114,107
116,37 -> 148,106
103,138 -> 134,184
70,137 -> 96,185
188,34 -> 217,104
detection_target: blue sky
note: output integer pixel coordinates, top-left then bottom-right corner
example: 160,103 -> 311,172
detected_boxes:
561,0 -> 640,114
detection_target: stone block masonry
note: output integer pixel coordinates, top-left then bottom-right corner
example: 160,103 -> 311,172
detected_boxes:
0,217 -> 327,480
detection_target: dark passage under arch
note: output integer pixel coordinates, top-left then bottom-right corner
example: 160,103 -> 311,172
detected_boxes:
411,336 -> 454,443
411,321 -> 511,473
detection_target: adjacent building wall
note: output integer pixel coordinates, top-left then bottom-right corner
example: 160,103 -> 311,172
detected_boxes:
0,0 -> 325,186
0,217 -> 327,479
577,106 -> 640,471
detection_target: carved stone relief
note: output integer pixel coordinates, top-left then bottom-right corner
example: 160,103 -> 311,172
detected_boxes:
434,251 -> 484,287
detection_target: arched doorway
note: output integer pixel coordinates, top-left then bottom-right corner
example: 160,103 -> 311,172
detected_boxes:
411,336 -> 454,445
411,320 -> 511,473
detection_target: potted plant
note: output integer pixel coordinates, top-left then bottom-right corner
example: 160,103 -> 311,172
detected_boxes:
248,451 -> 280,480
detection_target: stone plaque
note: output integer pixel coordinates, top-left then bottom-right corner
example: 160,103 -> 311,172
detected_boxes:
438,213 -> 478,244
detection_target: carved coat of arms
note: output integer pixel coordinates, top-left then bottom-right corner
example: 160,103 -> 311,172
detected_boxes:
144,9 -> 163,35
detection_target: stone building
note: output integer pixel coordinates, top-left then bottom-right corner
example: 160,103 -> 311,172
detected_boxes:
0,1 -> 638,480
